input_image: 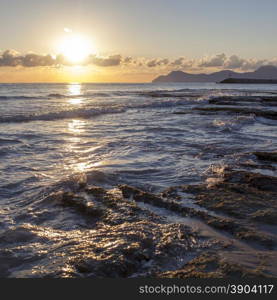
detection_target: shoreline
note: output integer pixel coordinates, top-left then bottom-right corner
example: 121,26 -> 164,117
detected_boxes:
219,78 -> 277,84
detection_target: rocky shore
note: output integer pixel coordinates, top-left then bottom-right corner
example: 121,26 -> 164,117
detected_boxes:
1,161 -> 276,278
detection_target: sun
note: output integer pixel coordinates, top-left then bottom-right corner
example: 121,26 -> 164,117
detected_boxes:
57,34 -> 95,64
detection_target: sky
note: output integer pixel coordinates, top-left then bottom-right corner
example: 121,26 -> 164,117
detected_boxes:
1,0 -> 277,82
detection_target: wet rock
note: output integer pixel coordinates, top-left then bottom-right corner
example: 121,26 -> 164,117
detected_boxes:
250,209 -> 277,225
3,177 -> 276,278
3,221 -> 199,278
193,106 -> 277,120
174,170 -> 277,248
209,96 -> 262,105
236,231 -> 275,249
161,186 -> 182,200
119,184 -> 163,205
61,192 -> 104,217
71,222 -> 198,278
159,252 -> 271,278
85,186 -> 106,196
261,96 -> 277,105
120,182 -> 277,248
203,215 -> 275,248
239,162 -> 276,171
254,152 -> 277,163
224,170 -> 277,192
120,184 -> 211,220
1,182 -> 208,278
193,170 -> 277,218
207,95 -> 277,107
205,217 -> 238,233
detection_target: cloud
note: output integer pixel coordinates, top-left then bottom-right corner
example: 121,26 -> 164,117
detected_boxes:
170,57 -> 194,69
1,49 -> 277,72
223,55 -> 268,70
0,50 -> 123,68
224,55 -> 245,69
123,56 -> 133,64
239,58 -> 268,71
22,53 -> 56,67
145,57 -> 194,69
0,50 -> 23,67
0,50 -> 56,67
197,53 -> 277,71
147,58 -> 169,67
87,54 -> 122,67
171,57 -> 186,66
199,53 -> 226,68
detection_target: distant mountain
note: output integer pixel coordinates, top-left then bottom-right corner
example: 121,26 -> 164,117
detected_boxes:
152,65 -> 277,83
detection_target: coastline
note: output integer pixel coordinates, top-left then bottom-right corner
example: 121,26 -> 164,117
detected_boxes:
220,78 -> 277,84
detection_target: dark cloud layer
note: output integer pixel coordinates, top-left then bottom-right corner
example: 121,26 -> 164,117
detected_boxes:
0,49 -> 276,71
88,54 -> 122,67
198,53 -> 272,71
0,50 -> 122,68
0,50 -> 56,67
147,58 -> 169,67
199,53 -> 226,67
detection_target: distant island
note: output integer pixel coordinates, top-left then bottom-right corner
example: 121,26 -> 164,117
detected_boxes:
220,78 -> 277,84
152,65 -> 277,83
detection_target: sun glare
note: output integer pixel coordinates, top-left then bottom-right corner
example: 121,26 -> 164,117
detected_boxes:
58,34 -> 95,64
67,83 -> 84,104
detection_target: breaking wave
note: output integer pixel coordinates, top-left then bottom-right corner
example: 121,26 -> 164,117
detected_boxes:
0,107 -> 126,123
0,95 -> 45,101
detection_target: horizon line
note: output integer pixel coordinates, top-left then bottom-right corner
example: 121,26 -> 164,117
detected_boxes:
0,81 -> 154,84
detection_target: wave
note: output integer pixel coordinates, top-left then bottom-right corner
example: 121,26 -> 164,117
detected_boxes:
0,95 -> 45,101
0,89 -> 253,102
212,115 -> 256,132
130,98 -> 199,109
0,97 -> 198,124
47,93 -> 67,98
0,92 -> 111,101
256,116 -> 277,126
48,92 -> 111,98
0,107 -> 126,123
2,87 -> 277,102
0,91 -> 195,101
0,137 -> 22,144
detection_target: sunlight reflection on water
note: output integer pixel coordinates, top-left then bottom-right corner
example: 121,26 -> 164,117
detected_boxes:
67,119 -> 86,134
67,83 -> 84,105
65,117 -> 107,173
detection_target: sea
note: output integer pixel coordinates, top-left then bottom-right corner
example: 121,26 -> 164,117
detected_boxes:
0,82 -> 277,277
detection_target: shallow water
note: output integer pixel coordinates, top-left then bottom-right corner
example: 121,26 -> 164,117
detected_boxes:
0,82 -> 277,277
